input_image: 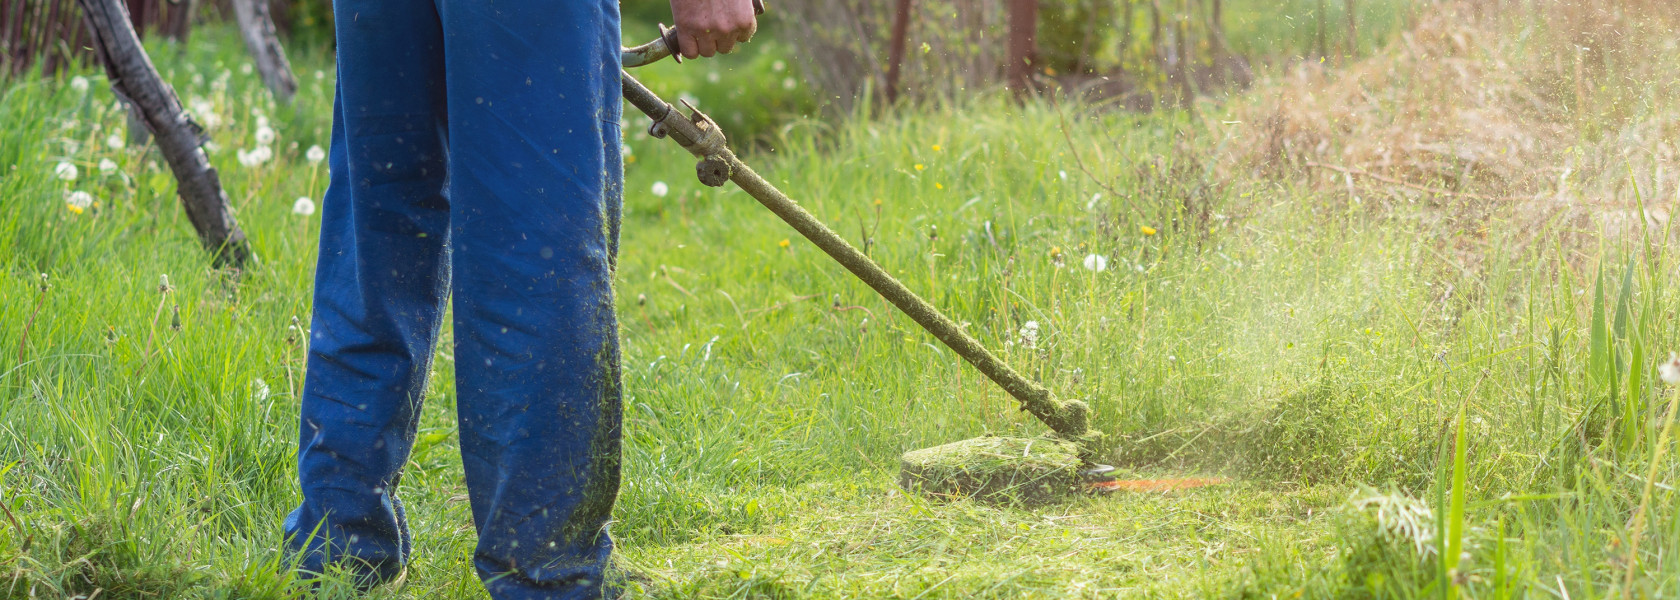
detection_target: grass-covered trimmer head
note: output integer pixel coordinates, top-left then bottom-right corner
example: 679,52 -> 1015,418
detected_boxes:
620,26 -> 1115,506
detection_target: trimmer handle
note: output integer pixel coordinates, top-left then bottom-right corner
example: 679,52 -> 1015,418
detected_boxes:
622,0 -> 765,67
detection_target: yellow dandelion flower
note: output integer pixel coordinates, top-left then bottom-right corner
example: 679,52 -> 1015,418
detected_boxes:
935,182 -> 944,190
66,203 -> 84,214
932,144 -> 942,152
778,239 -> 790,248
1049,246 -> 1062,257
914,164 -> 924,171
874,198 -> 883,206
1141,225 -> 1158,236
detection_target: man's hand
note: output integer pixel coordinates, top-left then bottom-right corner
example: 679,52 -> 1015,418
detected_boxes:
669,0 -> 757,59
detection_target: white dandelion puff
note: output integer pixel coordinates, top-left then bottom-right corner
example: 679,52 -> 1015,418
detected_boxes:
70,76 -> 89,93
292,197 -> 317,216
65,190 -> 94,210
782,77 -> 797,90
236,146 -> 271,167
1019,321 -> 1040,349
255,125 -> 276,146
106,133 -> 125,150
98,158 -> 118,174
1082,253 -> 1108,272
651,181 -> 669,198
772,60 -> 786,72
54,161 -> 78,181
1660,352 -> 1680,385
305,144 -> 326,165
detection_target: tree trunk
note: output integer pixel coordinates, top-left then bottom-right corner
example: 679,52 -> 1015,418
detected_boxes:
884,0 -> 912,104
1175,17 -> 1192,108
1344,0 -> 1356,56
230,0 -> 296,105
1149,0 -> 1162,73
1006,0 -> 1036,98
1315,0 -> 1327,58
78,0 -> 252,268
1117,0 -> 1133,78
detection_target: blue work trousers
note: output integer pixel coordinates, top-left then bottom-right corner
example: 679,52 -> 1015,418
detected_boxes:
282,1 -> 624,598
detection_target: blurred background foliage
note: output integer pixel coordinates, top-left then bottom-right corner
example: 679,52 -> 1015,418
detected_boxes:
7,0 -> 1425,145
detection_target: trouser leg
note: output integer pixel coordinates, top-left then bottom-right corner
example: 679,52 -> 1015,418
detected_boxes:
437,1 -> 624,597
283,0 -> 449,583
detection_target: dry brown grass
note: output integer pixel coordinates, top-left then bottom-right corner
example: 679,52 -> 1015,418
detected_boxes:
1221,0 -> 1680,246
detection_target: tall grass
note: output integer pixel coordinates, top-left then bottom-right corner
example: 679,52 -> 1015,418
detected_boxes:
5,4 -> 1680,598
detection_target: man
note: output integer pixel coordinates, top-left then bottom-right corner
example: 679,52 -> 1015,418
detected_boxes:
282,1 -> 757,597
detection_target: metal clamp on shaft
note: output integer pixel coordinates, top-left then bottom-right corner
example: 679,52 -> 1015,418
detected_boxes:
623,71 -> 734,187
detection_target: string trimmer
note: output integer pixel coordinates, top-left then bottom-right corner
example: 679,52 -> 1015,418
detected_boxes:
621,9 -> 1122,505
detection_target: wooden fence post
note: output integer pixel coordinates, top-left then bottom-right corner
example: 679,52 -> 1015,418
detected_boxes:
78,0 -> 252,268
230,0 -> 296,105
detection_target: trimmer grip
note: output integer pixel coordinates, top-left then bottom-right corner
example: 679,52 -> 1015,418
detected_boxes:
659,0 -> 766,64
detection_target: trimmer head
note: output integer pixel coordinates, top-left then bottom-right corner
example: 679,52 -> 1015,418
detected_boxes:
898,436 -> 1114,507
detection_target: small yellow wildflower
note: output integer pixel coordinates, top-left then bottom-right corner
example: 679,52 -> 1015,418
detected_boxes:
913,164 -> 924,171
932,144 -> 942,152
1141,225 -> 1158,236
874,198 -> 883,206
778,239 -> 790,248
935,182 -> 944,190
66,203 -> 84,214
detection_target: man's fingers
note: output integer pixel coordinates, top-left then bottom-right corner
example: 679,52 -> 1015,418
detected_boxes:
678,31 -> 702,59
715,34 -> 737,55
735,21 -> 756,44
696,34 -> 718,58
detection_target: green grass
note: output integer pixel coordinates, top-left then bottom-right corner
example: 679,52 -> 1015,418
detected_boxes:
7,9 -> 1680,599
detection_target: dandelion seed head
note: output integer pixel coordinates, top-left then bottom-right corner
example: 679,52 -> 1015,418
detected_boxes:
1083,253 -> 1108,272
99,158 -> 118,174
54,161 -> 78,181
255,125 -> 276,146
1660,352 -> 1680,385
651,181 -> 669,197
1019,321 -> 1040,348
70,76 -> 89,93
292,197 -> 317,216
772,60 -> 786,72
305,145 -> 326,165
782,77 -> 797,90
106,134 -> 125,150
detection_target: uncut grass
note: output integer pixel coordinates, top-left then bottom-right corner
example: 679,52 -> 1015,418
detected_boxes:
5,9 -> 1680,600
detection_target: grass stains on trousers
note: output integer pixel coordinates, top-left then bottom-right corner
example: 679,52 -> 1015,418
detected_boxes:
282,0 -> 624,597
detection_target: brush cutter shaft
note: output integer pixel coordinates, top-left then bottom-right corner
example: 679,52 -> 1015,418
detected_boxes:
621,71 -> 1098,447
